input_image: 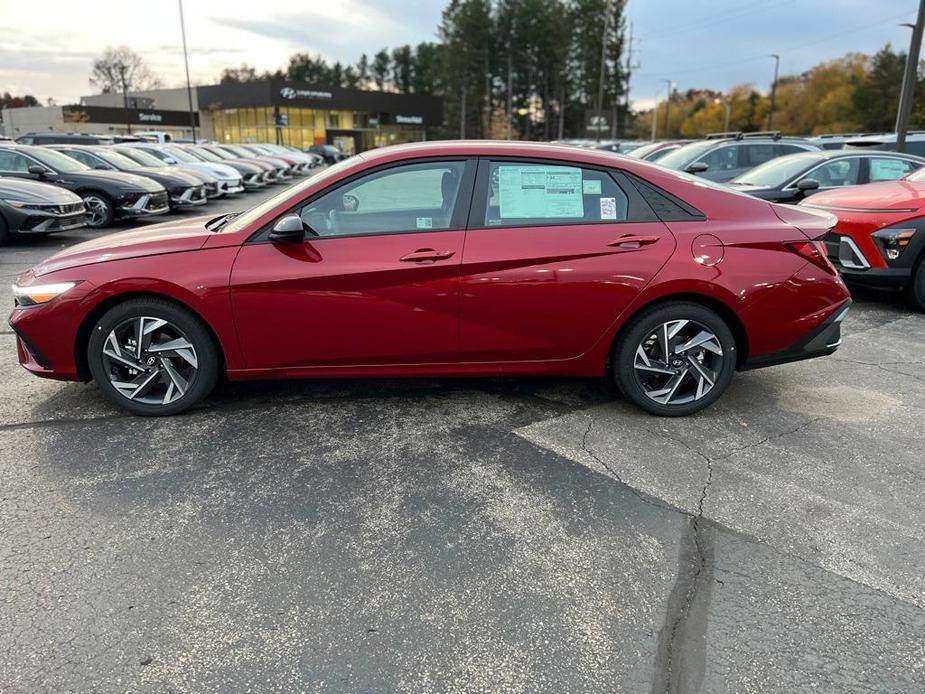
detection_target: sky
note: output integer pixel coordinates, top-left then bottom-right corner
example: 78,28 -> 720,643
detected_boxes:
0,0 -> 919,109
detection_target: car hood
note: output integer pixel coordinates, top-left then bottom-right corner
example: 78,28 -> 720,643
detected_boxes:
63,169 -> 165,192
32,215 -> 217,276
134,167 -> 203,187
801,179 -> 925,211
0,177 -> 83,203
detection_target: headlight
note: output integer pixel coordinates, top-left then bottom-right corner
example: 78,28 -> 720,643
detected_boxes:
12,282 -> 79,307
873,227 -> 916,261
2,198 -> 43,210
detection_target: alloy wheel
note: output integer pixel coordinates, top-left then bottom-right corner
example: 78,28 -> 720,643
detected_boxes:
83,196 -> 109,227
633,319 -> 724,406
100,316 -> 199,405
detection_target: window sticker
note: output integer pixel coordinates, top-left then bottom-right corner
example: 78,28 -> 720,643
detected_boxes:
870,159 -> 908,181
582,178 -> 602,195
498,165 -> 584,218
416,216 -> 434,229
600,197 -> 618,220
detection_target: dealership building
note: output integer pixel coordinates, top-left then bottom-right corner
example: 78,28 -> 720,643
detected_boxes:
0,80 -> 443,154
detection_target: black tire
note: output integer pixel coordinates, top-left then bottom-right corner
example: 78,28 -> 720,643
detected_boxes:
612,302 -> 737,417
81,192 -> 115,228
87,297 -> 219,416
908,258 -> 925,312
0,214 -> 9,245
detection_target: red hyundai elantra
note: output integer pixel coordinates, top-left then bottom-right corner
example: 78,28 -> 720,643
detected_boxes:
9,141 -> 850,416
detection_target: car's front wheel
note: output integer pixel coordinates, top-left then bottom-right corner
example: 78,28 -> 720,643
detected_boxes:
908,259 -> 925,312
613,302 -> 736,416
81,193 -> 114,228
87,298 -> 219,416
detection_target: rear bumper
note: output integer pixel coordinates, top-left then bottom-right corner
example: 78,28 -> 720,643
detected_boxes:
740,299 -> 851,370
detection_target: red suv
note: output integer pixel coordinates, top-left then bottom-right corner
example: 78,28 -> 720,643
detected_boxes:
801,173 -> 925,309
9,141 -> 850,417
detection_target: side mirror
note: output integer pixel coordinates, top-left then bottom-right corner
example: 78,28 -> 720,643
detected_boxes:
93,163 -> 111,170
686,161 -> 709,174
268,214 -> 305,243
28,164 -> 51,177
796,178 -> 820,194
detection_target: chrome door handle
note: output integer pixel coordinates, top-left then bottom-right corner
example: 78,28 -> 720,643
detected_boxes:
400,248 -> 456,262
608,234 -> 660,249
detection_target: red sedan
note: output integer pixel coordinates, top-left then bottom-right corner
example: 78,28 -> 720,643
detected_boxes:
800,174 -> 925,310
9,141 -> 850,417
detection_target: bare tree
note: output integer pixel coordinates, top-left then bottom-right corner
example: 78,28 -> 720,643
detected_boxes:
89,46 -> 163,94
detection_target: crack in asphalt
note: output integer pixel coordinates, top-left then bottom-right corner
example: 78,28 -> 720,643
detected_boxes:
832,356 -> 925,385
580,418 -> 682,514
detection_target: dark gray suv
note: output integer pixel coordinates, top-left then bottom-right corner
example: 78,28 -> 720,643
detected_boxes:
657,131 -> 820,182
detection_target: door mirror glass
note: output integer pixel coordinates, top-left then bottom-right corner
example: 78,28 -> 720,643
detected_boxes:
268,214 -> 305,243
796,178 -> 820,192
686,161 -> 709,174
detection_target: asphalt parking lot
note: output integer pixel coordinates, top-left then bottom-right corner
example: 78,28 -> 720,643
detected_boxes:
1,186 -> 923,692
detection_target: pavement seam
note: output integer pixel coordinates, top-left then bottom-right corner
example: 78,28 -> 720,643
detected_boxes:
832,356 -> 925,385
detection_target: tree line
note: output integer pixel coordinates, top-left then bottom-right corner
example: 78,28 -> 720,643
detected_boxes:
219,0 -> 630,140
635,44 -> 924,140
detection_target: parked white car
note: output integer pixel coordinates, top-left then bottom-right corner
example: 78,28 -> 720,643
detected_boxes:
119,143 -> 244,196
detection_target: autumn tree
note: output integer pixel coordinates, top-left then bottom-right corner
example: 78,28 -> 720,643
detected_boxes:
89,46 -> 162,94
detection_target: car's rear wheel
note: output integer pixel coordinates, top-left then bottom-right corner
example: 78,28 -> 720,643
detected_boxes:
81,193 -> 114,228
87,298 -> 218,416
613,302 -> 736,416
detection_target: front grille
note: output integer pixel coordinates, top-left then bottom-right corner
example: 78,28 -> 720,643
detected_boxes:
192,186 -> 206,200
47,202 -> 84,215
146,191 -> 169,210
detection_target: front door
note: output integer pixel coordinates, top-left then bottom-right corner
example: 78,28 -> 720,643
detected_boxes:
458,159 -> 676,362
230,158 -> 475,369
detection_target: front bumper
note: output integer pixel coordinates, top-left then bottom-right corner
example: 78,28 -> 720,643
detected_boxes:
169,186 -> 208,208
824,232 -> 915,289
6,204 -> 87,234
243,172 -> 266,189
116,191 -> 170,219
741,299 -> 851,370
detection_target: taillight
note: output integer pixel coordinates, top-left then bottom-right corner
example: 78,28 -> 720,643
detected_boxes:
785,240 -> 836,275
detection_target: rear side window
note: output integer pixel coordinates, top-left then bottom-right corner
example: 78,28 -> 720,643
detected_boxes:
483,161 -> 628,226
868,157 -> 919,182
776,144 -> 808,157
745,144 -> 776,166
905,142 -> 925,157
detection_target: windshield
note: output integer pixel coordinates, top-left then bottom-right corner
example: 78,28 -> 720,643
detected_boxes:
223,145 -> 252,158
731,153 -> 822,187
657,140 -> 718,170
224,157 -> 358,233
118,148 -> 165,167
30,148 -> 89,172
206,146 -> 236,160
627,143 -> 663,159
187,147 -> 220,162
94,149 -> 143,169
163,146 -> 199,163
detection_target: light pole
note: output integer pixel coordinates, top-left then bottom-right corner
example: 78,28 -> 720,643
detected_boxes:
715,98 -> 731,132
119,64 -> 131,134
650,88 -> 660,141
662,79 -> 673,138
595,0 -> 613,142
896,1 -> 925,153
767,54 -> 780,130
178,0 -> 197,142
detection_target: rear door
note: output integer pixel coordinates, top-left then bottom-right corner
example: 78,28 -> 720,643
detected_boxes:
457,159 -> 676,362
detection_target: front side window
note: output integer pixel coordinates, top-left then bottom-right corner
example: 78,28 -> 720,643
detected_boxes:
868,157 -> 919,182
0,150 -> 31,172
805,158 -> 860,187
297,161 -> 467,237
482,161 -> 628,226
62,149 -> 102,168
28,148 -> 88,173
697,145 -> 738,171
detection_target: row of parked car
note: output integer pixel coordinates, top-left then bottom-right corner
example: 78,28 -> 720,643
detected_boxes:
610,130 -> 925,309
0,135 -> 331,244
